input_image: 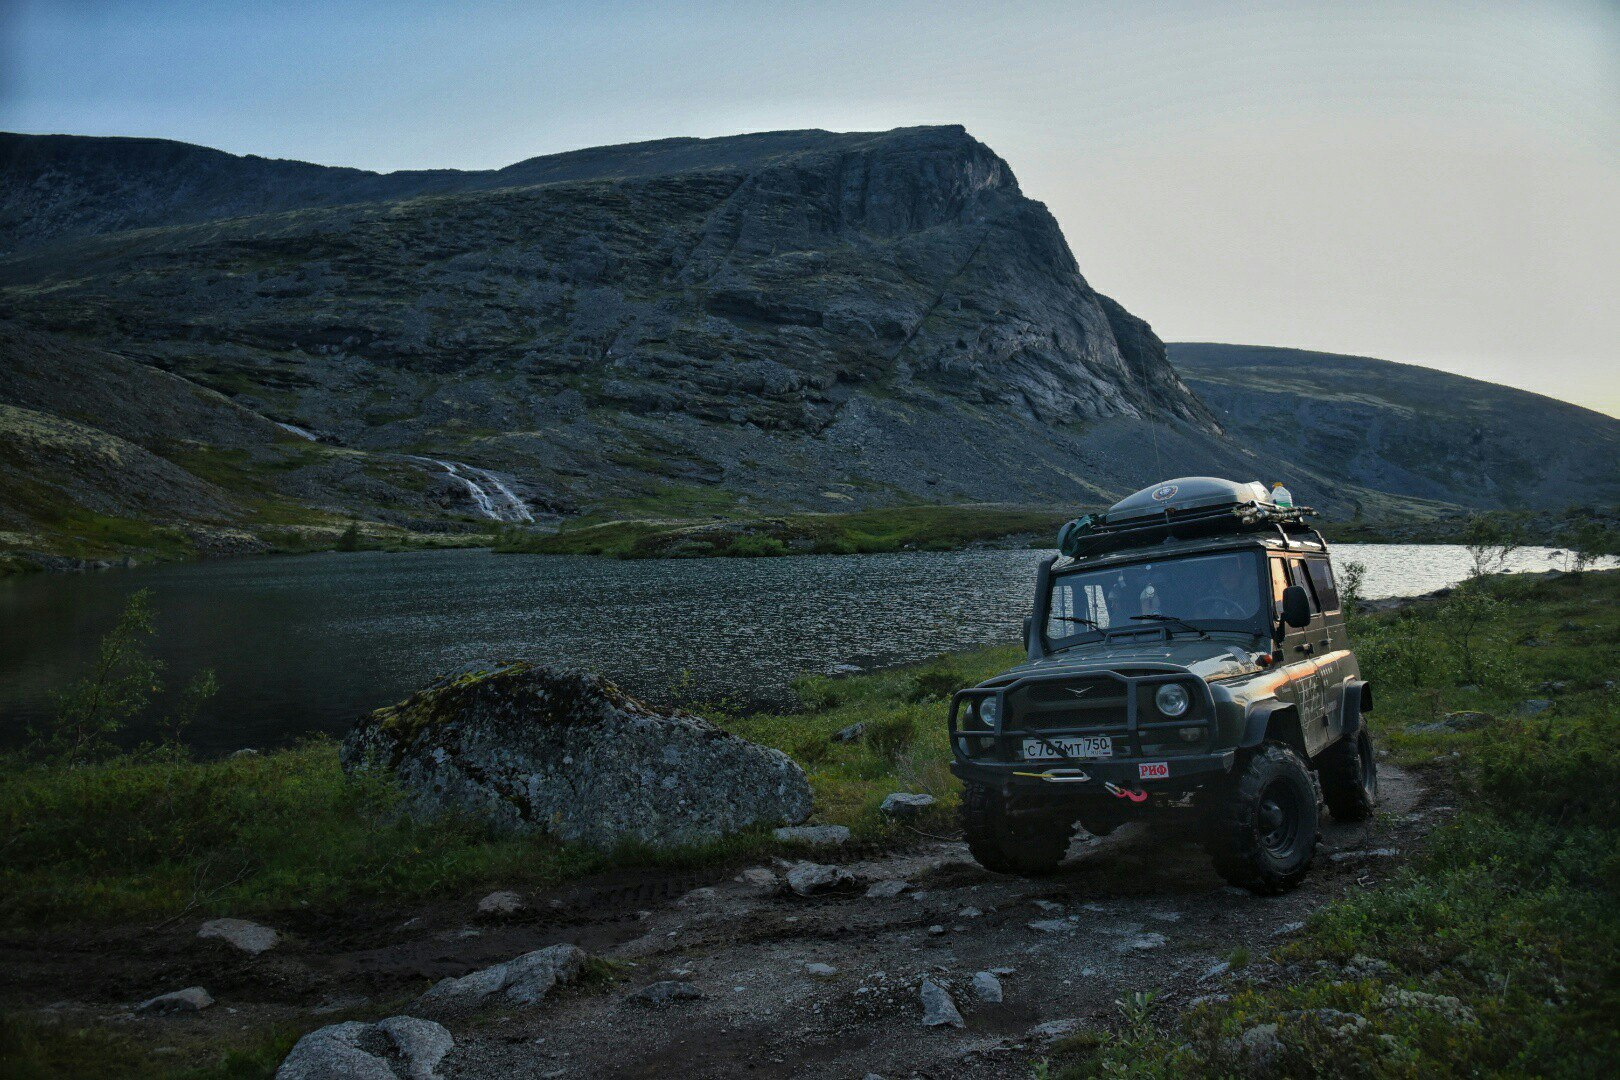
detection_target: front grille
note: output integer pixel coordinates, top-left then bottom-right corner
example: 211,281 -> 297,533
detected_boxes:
1009,677 -> 1128,732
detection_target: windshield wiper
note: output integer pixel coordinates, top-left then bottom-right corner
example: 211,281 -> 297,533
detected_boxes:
1054,615 -> 1101,629
1130,614 -> 1211,638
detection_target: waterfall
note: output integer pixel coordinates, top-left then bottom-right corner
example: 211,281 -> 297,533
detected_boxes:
407,456 -> 533,523
275,421 -> 318,441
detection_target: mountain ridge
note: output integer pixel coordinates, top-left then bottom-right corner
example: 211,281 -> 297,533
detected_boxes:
1170,342 -> 1620,511
2,125 -> 1249,566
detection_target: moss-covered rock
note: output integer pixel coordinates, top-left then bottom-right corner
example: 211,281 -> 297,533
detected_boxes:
341,663 -> 812,849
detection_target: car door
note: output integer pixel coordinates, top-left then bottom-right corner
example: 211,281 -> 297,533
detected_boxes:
1279,556 -> 1331,755
1269,557 -> 1312,739
1305,557 -> 1350,739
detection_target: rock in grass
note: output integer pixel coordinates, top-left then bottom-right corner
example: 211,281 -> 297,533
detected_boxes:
420,943 -> 586,1009
1028,1018 -> 1081,1042
276,1015 -> 452,1080
476,890 -> 524,916
135,987 -> 213,1014
831,722 -> 867,743
1238,1023 -> 1283,1069
879,792 -> 936,818
865,879 -> 913,899
920,979 -> 965,1027
971,971 -> 1003,1003
1516,698 -> 1554,716
629,980 -> 705,1006
341,663 -> 811,849
1115,932 -> 1166,952
198,918 -> 278,956
785,861 -> 856,896
773,825 -> 850,845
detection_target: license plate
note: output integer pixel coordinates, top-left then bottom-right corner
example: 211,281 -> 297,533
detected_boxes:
1022,735 -> 1112,760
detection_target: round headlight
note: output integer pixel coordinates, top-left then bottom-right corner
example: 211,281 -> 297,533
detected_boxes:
1155,683 -> 1191,717
977,696 -> 1001,726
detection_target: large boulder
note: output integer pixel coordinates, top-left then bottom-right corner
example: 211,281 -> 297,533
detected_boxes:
341,663 -> 812,848
276,1016 -> 452,1080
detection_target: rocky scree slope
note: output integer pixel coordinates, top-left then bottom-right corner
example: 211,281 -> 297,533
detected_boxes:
1,126 -> 1254,556
1171,343 -> 1620,510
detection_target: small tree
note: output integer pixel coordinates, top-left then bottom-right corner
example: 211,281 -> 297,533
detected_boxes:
1550,514 -> 1618,575
336,520 -> 362,552
31,589 -> 217,767
1438,585 -> 1502,687
1339,560 -> 1367,615
36,590 -> 161,767
1463,512 -> 1525,579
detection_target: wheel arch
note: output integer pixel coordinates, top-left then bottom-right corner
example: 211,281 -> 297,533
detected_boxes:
1241,701 -> 1308,762
1340,679 -> 1372,736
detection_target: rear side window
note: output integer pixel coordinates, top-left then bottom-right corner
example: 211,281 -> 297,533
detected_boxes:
1289,558 -> 1322,613
1307,560 -> 1341,612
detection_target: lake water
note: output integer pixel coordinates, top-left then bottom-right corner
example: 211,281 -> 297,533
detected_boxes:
0,544 -> 1584,755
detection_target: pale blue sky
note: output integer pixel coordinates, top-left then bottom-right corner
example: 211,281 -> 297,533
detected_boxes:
4,0 -> 1617,415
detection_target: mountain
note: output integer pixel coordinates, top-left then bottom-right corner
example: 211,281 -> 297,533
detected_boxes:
1,125 -> 1262,565
1170,343 -> 1620,511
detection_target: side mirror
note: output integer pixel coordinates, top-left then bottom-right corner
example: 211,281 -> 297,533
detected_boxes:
1281,585 -> 1312,629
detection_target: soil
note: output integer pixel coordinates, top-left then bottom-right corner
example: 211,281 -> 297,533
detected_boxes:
1,764 -> 1441,1078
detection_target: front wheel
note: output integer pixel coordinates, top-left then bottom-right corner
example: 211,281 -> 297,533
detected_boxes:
961,781 -> 1072,875
1204,742 -> 1320,895
1318,727 -> 1378,822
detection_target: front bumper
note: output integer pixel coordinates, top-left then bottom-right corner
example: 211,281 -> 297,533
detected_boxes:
949,668 -> 1235,797
949,751 -> 1236,795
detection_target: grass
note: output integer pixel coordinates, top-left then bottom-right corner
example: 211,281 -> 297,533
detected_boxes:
494,503 -> 1071,559
1044,568 -> 1620,1078
0,643 -> 1021,931
0,1014 -> 300,1080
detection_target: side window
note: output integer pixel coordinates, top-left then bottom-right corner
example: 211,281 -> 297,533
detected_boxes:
1270,558 -> 1291,613
1307,560 -> 1340,612
1289,558 -> 1322,612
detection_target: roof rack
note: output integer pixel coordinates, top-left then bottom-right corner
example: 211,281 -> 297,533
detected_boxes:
1058,500 -> 1319,560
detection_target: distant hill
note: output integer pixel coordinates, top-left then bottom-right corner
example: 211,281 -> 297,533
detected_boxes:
1169,343 -> 1620,511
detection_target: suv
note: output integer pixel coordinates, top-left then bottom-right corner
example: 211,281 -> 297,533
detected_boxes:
949,477 -> 1377,894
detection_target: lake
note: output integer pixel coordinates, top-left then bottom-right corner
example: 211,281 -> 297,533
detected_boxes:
0,544 -> 1584,755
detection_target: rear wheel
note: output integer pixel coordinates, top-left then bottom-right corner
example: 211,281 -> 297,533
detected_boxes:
1204,742 -> 1320,895
1318,727 -> 1378,822
961,781 -> 1072,875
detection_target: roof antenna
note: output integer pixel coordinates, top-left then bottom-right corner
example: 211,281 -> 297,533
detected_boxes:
1147,403 -> 1163,477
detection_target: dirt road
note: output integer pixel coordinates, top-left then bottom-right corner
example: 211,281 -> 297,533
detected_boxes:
4,765 -> 1439,1078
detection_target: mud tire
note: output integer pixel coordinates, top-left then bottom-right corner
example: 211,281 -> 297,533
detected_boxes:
1318,727 -> 1378,822
1204,742 -> 1320,895
961,781 -> 1071,875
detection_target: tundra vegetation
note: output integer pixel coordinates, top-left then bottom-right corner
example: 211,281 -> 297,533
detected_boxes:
2,568 -> 1618,1077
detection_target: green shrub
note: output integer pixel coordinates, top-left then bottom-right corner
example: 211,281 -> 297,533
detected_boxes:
864,715 -> 916,762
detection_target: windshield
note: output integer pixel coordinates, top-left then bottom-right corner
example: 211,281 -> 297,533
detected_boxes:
1045,549 -> 1268,649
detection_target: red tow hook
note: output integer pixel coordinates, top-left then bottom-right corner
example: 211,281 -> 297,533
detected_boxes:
1105,781 -> 1149,803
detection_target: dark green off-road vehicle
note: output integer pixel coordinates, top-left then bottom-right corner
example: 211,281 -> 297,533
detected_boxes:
950,477 -> 1377,894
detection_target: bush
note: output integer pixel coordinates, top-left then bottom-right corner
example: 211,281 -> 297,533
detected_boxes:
864,715 -> 916,762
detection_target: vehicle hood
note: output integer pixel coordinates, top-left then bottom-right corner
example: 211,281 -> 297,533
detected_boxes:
987,637 -> 1262,685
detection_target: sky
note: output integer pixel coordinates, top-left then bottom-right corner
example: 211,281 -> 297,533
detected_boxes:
4,0 -> 1617,416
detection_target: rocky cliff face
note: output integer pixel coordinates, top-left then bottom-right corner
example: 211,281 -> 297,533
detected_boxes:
1,126 -> 1240,554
